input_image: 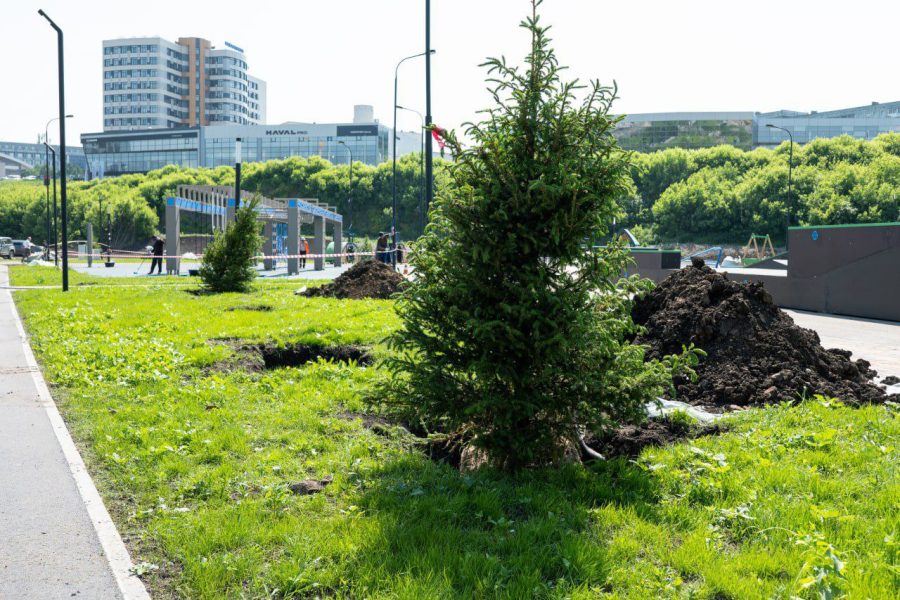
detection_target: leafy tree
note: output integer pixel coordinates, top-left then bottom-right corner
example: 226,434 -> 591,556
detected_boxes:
382,1 -> 684,470
199,197 -> 262,293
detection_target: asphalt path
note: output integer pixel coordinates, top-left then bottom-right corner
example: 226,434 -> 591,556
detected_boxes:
0,265 -> 146,599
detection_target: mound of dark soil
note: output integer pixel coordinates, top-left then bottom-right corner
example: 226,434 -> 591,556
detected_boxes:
632,258 -> 893,407
299,260 -> 404,300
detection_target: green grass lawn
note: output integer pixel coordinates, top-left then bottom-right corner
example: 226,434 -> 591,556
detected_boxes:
11,271 -> 899,599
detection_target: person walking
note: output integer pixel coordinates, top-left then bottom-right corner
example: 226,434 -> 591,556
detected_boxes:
22,237 -> 33,262
148,235 -> 164,275
300,237 -> 310,269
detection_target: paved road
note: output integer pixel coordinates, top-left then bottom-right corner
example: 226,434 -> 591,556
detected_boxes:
0,265 -> 137,599
69,260 -> 355,280
785,309 -> 900,383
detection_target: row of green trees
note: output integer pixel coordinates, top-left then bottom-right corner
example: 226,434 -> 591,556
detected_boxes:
2,134 -> 898,247
0,153 -> 450,248
626,133 -> 900,243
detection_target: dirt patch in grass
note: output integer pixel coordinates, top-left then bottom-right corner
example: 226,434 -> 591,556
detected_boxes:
632,258 -> 894,407
298,260 -> 404,300
586,419 -> 728,460
251,343 -> 372,369
225,304 -> 273,312
205,341 -> 373,374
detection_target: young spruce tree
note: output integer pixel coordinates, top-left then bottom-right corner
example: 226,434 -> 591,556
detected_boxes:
384,1 -> 689,469
199,197 -> 262,293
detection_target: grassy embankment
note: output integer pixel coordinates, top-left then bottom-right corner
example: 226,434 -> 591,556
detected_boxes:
10,265 -> 899,599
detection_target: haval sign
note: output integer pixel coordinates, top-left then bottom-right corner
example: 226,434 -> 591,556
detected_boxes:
265,129 -> 309,135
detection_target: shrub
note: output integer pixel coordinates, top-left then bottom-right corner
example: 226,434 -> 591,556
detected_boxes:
199,197 -> 262,293
382,0 -> 689,470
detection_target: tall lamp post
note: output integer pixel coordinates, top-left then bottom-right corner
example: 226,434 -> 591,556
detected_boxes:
338,141 -> 353,239
44,114 -> 72,267
766,123 -> 793,245
396,105 -> 425,235
43,143 -> 58,265
234,137 -> 242,211
392,49 -> 434,266
424,0 -> 434,217
38,9 -> 70,291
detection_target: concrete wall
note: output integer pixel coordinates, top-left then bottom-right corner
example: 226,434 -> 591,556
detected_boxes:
625,223 -> 900,323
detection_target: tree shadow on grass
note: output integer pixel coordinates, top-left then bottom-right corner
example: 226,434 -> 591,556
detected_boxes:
347,454 -> 663,597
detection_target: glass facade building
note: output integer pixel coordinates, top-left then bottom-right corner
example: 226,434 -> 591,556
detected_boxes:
614,102 -> 900,153
81,121 -> 394,177
753,101 -> 900,148
614,112 -> 755,152
81,129 -> 199,177
0,141 -> 87,177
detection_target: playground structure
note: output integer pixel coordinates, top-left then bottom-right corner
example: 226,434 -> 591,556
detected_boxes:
164,185 -> 343,275
742,233 -> 776,261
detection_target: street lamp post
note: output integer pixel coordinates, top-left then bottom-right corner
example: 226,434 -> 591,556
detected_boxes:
43,143 -> 58,266
38,9 -> 70,291
392,49 -> 434,267
44,114 -> 72,267
338,141 -> 353,239
234,137 -> 242,212
396,105 -> 425,235
766,124 -> 793,244
425,0 -> 434,218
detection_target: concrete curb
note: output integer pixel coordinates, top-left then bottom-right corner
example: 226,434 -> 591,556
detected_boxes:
6,274 -> 151,600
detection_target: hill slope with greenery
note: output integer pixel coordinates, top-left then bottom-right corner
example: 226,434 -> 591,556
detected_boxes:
2,133 -> 897,247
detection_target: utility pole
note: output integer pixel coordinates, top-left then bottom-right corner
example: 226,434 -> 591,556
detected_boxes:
234,137 -> 242,213
392,50 -> 433,266
397,105 -> 425,235
766,124 -> 794,248
44,143 -> 59,266
424,0 -> 434,217
338,141 -> 353,240
39,9 -> 69,291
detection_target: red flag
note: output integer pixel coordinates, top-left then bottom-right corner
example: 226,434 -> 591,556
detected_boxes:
431,126 -> 447,150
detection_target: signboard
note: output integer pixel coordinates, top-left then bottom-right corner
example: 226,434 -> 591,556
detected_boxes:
336,125 -> 378,137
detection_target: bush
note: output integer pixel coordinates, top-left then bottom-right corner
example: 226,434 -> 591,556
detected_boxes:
382,1 -> 688,470
199,197 -> 262,292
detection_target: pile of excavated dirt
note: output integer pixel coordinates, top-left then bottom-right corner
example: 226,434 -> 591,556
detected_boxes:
632,258 -> 894,407
299,260 -> 404,300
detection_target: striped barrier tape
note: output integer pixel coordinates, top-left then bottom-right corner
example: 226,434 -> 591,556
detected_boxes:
70,249 -> 398,260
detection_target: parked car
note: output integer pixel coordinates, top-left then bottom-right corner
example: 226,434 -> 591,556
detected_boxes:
0,237 -> 13,259
11,240 -> 31,258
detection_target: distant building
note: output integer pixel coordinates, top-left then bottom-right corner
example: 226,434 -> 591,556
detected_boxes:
102,36 -> 266,131
82,106 -> 421,178
753,101 -> 900,148
614,112 -> 755,152
0,141 -> 86,178
614,102 -> 900,153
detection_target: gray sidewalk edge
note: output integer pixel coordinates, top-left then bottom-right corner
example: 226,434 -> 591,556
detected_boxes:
6,270 -> 152,600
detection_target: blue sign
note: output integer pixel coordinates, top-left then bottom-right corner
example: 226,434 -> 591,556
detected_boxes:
811,230 -> 819,241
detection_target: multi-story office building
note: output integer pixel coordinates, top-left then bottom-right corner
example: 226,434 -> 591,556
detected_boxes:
0,141 -> 87,178
753,101 -> 900,148
82,106 -> 415,177
102,37 -> 266,131
614,102 -> 900,153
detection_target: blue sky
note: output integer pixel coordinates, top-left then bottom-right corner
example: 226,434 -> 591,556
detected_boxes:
3,0 -> 898,144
